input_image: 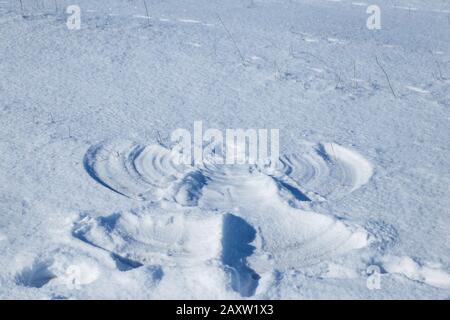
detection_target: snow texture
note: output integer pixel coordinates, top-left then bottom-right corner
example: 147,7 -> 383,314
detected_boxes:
0,0 -> 449,299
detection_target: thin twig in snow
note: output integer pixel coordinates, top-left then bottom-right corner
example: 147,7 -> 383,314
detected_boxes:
335,72 -> 343,90
143,0 -> 151,27
48,113 -> 55,124
375,56 -> 396,98
217,14 -> 247,66
19,0 -> 24,15
435,60 -> 444,80
156,130 -> 167,147
274,61 -> 281,79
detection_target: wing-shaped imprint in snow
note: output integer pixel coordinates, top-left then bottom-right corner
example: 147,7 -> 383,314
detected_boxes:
84,140 -> 372,203
279,142 -> 374,200
83,140 -> 194,203
72,208 -> 224,267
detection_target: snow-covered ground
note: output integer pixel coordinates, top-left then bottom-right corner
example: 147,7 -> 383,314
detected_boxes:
0,0 -> 449,299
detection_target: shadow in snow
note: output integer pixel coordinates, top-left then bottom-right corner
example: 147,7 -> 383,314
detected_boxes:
222,214 -> 260,297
